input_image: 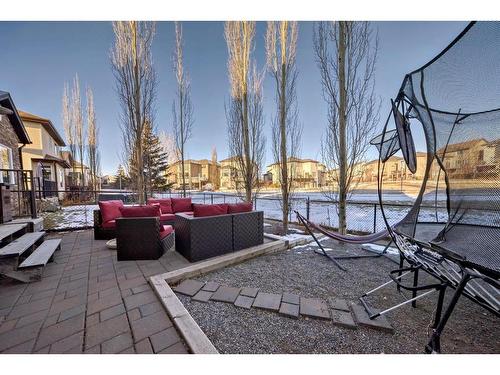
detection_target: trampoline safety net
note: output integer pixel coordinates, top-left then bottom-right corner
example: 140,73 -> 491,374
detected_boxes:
375,21 -> 500,278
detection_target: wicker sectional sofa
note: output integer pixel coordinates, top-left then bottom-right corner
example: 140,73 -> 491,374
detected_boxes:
174,209 -> 264,262
94,197 -> 193,240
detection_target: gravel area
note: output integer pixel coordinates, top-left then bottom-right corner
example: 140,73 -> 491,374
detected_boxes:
178,238 -> 500,354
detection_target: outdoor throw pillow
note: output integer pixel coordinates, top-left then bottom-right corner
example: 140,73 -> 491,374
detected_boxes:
227,202 -> 253,213
193,203 -> 229,217
171,197 -> 192,213
147,198 -> 173,214
119,205 -> 161,218
98,200 -> 124,223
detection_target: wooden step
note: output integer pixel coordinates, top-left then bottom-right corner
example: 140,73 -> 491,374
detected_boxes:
0,232 -> 45,258
0,223 -> 28,243
19,239 -> 61,269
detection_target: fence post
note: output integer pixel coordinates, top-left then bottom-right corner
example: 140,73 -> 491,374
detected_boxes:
29,171 -> 37,219
203,193 -> 206,204
210,193 -> 214,204
254,195 -> 257,210
306,197 -> 310,220
373,203 -> 377,233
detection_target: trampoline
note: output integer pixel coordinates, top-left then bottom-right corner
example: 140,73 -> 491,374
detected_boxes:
361,21 -> 500,353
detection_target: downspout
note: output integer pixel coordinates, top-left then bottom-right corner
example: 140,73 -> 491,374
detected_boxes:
18,143 -> 26,170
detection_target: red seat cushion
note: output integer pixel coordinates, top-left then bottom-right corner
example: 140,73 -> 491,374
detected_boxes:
98,200 -> 124,224
119,205 -> 161,218
147,198 -> 173,214
193,204 -> 229,218
171,198 -> 192,213
160,225 -> 174,239
101,219 -> 116,229
160,213 -> 176,222
227,202 -> 253,214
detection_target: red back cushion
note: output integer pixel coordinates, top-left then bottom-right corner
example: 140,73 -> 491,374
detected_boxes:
147,198 -> 173,214
98,200 -> 124,223
193,204 -> 229,218
227,202 -> 253,214
171,198 -> 192,213
119,205 -> 160,218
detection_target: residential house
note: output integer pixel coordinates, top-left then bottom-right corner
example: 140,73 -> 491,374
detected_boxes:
0,91 -> 32,219
166,159 -> 220,190
61,151 -> 93,189
100,174 -> 117,188
266,158 -> 327,189
0,91 -> 31,179
18,110 -> 69,198
437,138 -> 499,178
219,156 -> 255,190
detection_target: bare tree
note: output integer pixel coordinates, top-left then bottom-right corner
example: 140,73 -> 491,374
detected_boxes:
172,21 -> 194,197
62,83 -> 77,179
111,21 -> 156,204
314,21 -> 380,234
71,74 -> 86,189
86,87 -> 100,191
266,21 -> 302,233
225,21 -> 265,203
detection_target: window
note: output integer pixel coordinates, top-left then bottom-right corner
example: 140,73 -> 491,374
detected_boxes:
42,165 -> 52,181
0,144 -> 15,184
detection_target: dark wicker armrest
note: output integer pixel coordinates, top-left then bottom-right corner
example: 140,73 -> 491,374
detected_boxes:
232,211 -> 264,250
93,209 -> 102,228
174,213 -> 233,262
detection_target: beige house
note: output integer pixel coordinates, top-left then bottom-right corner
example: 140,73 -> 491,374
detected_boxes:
62,151 -> 92,189
438,138 -> 499,178
219,156 -> 257,190
166,159 -> 220,190
18,110 -> 69,198
266,158 -> 327,189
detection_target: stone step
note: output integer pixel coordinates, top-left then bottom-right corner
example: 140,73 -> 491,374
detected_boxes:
0,223 -> 28,243
0,232 -> 45,258
19,239 -> 61,269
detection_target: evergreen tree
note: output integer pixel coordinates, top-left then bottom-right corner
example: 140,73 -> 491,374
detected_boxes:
113,164 -> 129,190
128,122 -> 172,195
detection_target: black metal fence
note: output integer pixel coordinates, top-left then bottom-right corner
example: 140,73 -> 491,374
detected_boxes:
26,189 -> 447,233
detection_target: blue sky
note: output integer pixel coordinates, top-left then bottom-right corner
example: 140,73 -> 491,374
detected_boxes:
0,21 -> 467,175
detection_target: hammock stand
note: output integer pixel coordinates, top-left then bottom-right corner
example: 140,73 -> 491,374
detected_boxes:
294,210 -> 394,272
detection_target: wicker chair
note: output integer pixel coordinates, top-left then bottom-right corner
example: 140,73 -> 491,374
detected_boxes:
116,217 -> 174,261
93,209 -> 116,240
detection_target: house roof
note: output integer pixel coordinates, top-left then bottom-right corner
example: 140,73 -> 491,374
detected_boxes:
18,110 -> 66,147
266,157 -> 324,168
170,158 -> 219,166
437,138 -> 487,154
32,154 -> 71,168
0,91 -> 31,144
219,156 -> 241,163
60,150 -> 75,164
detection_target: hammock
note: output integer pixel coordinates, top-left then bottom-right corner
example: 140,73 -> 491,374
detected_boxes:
294,211 -> 393,271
